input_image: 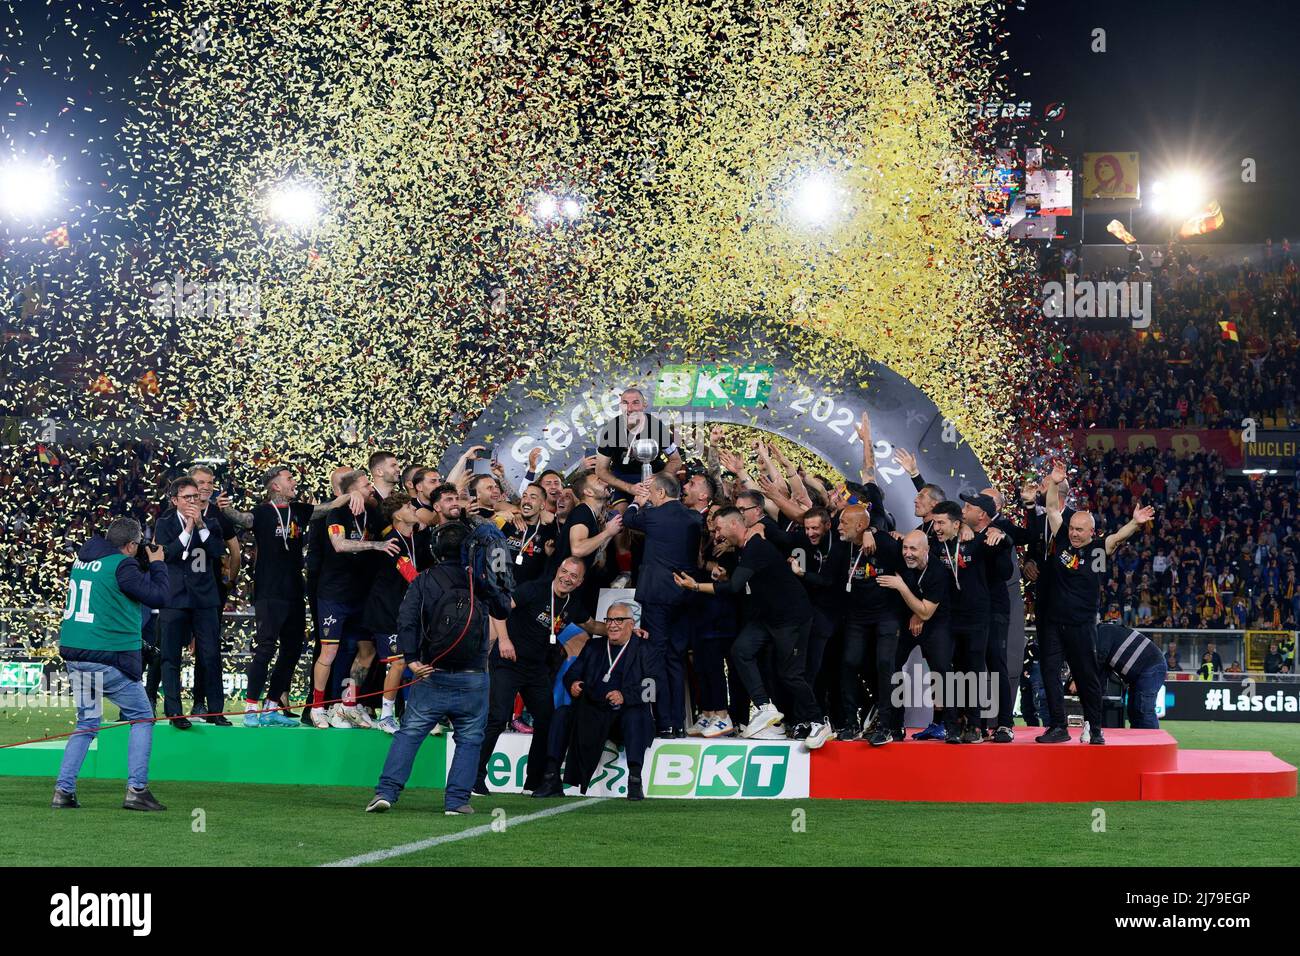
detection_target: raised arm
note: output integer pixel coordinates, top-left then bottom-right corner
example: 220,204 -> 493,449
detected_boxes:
854,412 -> 876,484
1044,459 -> 1066,537
1105,503 -> 1156,556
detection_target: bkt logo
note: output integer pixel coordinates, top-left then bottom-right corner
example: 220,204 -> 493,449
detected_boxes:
648,743 -> 789,797
654,364 -> 774,409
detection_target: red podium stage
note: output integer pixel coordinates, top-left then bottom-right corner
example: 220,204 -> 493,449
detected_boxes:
809,728 -> 1297,802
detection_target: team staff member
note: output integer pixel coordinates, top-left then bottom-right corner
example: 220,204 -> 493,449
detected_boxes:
1095,623 -> 1168,729
927,500 -> 1011,743
1039,460 -> 1154,745
311,470 -> 398,729
364,492 -> 431,733
550,472 -> 623,606
155,477 -> 229,730
674,507 -> 831,748
875,529 -> 950,745
787,507 -> 848,722
53,518 -> 170,811
622,472 -> 701,737
221,467 -> 365,726
837,504 -> 908,742
961,490 -> 1018,742
475,557 -> 608,795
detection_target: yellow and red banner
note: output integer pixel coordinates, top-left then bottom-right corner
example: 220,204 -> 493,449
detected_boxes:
1179,200 -> 1225,238
1083,152 -> 1140,200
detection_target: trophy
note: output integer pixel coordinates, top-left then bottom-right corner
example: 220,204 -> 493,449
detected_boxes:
632,438 -> 660,482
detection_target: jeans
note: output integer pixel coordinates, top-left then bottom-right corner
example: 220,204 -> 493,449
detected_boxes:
57,661 -> 155,792
1126,660 -> 1168,729
375,670 -> 488,810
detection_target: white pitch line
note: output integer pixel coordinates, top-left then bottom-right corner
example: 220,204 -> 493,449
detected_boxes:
321,798 -> 603,867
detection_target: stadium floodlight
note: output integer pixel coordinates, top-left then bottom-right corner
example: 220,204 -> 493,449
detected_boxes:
561,197 -> 582,220
0,160 -> 57,219
1146,171 -> 1205,219
788,171 -> 846,229
265,181 -> 322,229
532,192 -> 558,221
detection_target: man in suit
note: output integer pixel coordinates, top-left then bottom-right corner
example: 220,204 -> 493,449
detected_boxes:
154,476 -> 229,729
622,472 -> 701,737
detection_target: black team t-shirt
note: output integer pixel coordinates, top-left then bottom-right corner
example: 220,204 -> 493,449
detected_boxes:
251,501 -> 314,602
551,503 -> 602,574
317,504 -> 380,606
496,578 -> 591,669
597,412 -> 676,482
930,531 -> 1009,627
1047,528 -> 1105,625
718,535 -> 813,628
363,525 -> 429,636
502,516 -> 557,584
843,534 -> 906,623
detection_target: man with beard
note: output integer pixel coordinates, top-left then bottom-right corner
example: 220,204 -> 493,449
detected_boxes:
1038,460 -> 1154,744
927,499 -> 1011,743
551,473 -> 623,607
500,483 -> 558,585
408,467 -> 443,527
220,467 -> 365,726
368,451 -> 401,501
875,530 -> 950,745
674,507 -> 830,748
890,447 -> 947,540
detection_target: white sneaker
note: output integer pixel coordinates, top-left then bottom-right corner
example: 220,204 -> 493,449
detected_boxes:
805,721 -> 834,750
702,716 -> 734,738
377,715 -> 400,735
687,715 -> 711,737
328,705 -> 354,729
347,706 -> 375,729
310,707 -> 331,729
1079,721 -> 1090,743
741,704 -> 784,739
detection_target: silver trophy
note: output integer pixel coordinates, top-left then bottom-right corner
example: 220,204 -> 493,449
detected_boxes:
632,438 -> 660,482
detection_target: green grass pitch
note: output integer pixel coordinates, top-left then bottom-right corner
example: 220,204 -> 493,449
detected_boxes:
2,707 -> 1296,867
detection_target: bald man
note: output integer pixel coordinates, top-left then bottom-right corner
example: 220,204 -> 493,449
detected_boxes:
874,529 -> 951,743
1038,460 -> 1155,745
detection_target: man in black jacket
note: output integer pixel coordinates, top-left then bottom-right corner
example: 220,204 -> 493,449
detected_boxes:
366,522 -> 511,816
154,476 -> 229,729
561,603 -> 654,800
622,472 -> 701,737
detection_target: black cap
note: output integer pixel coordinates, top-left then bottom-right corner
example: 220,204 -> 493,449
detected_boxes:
959,491 -> 997,520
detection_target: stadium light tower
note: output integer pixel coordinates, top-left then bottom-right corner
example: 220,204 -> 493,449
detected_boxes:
0,160 -> 57,220
1146,171 -> 1205,219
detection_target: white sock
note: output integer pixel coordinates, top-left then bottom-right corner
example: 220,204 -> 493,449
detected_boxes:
382,699 -> 395,720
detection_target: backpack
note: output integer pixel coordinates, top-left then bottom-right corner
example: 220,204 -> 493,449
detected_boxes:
462,517 -> 515,612
418,565 -> 487,667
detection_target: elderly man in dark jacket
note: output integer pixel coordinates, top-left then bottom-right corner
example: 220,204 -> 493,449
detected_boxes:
561,602 -> 654,800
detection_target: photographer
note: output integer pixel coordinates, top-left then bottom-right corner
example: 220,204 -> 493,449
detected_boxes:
53,517 -> 170,811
